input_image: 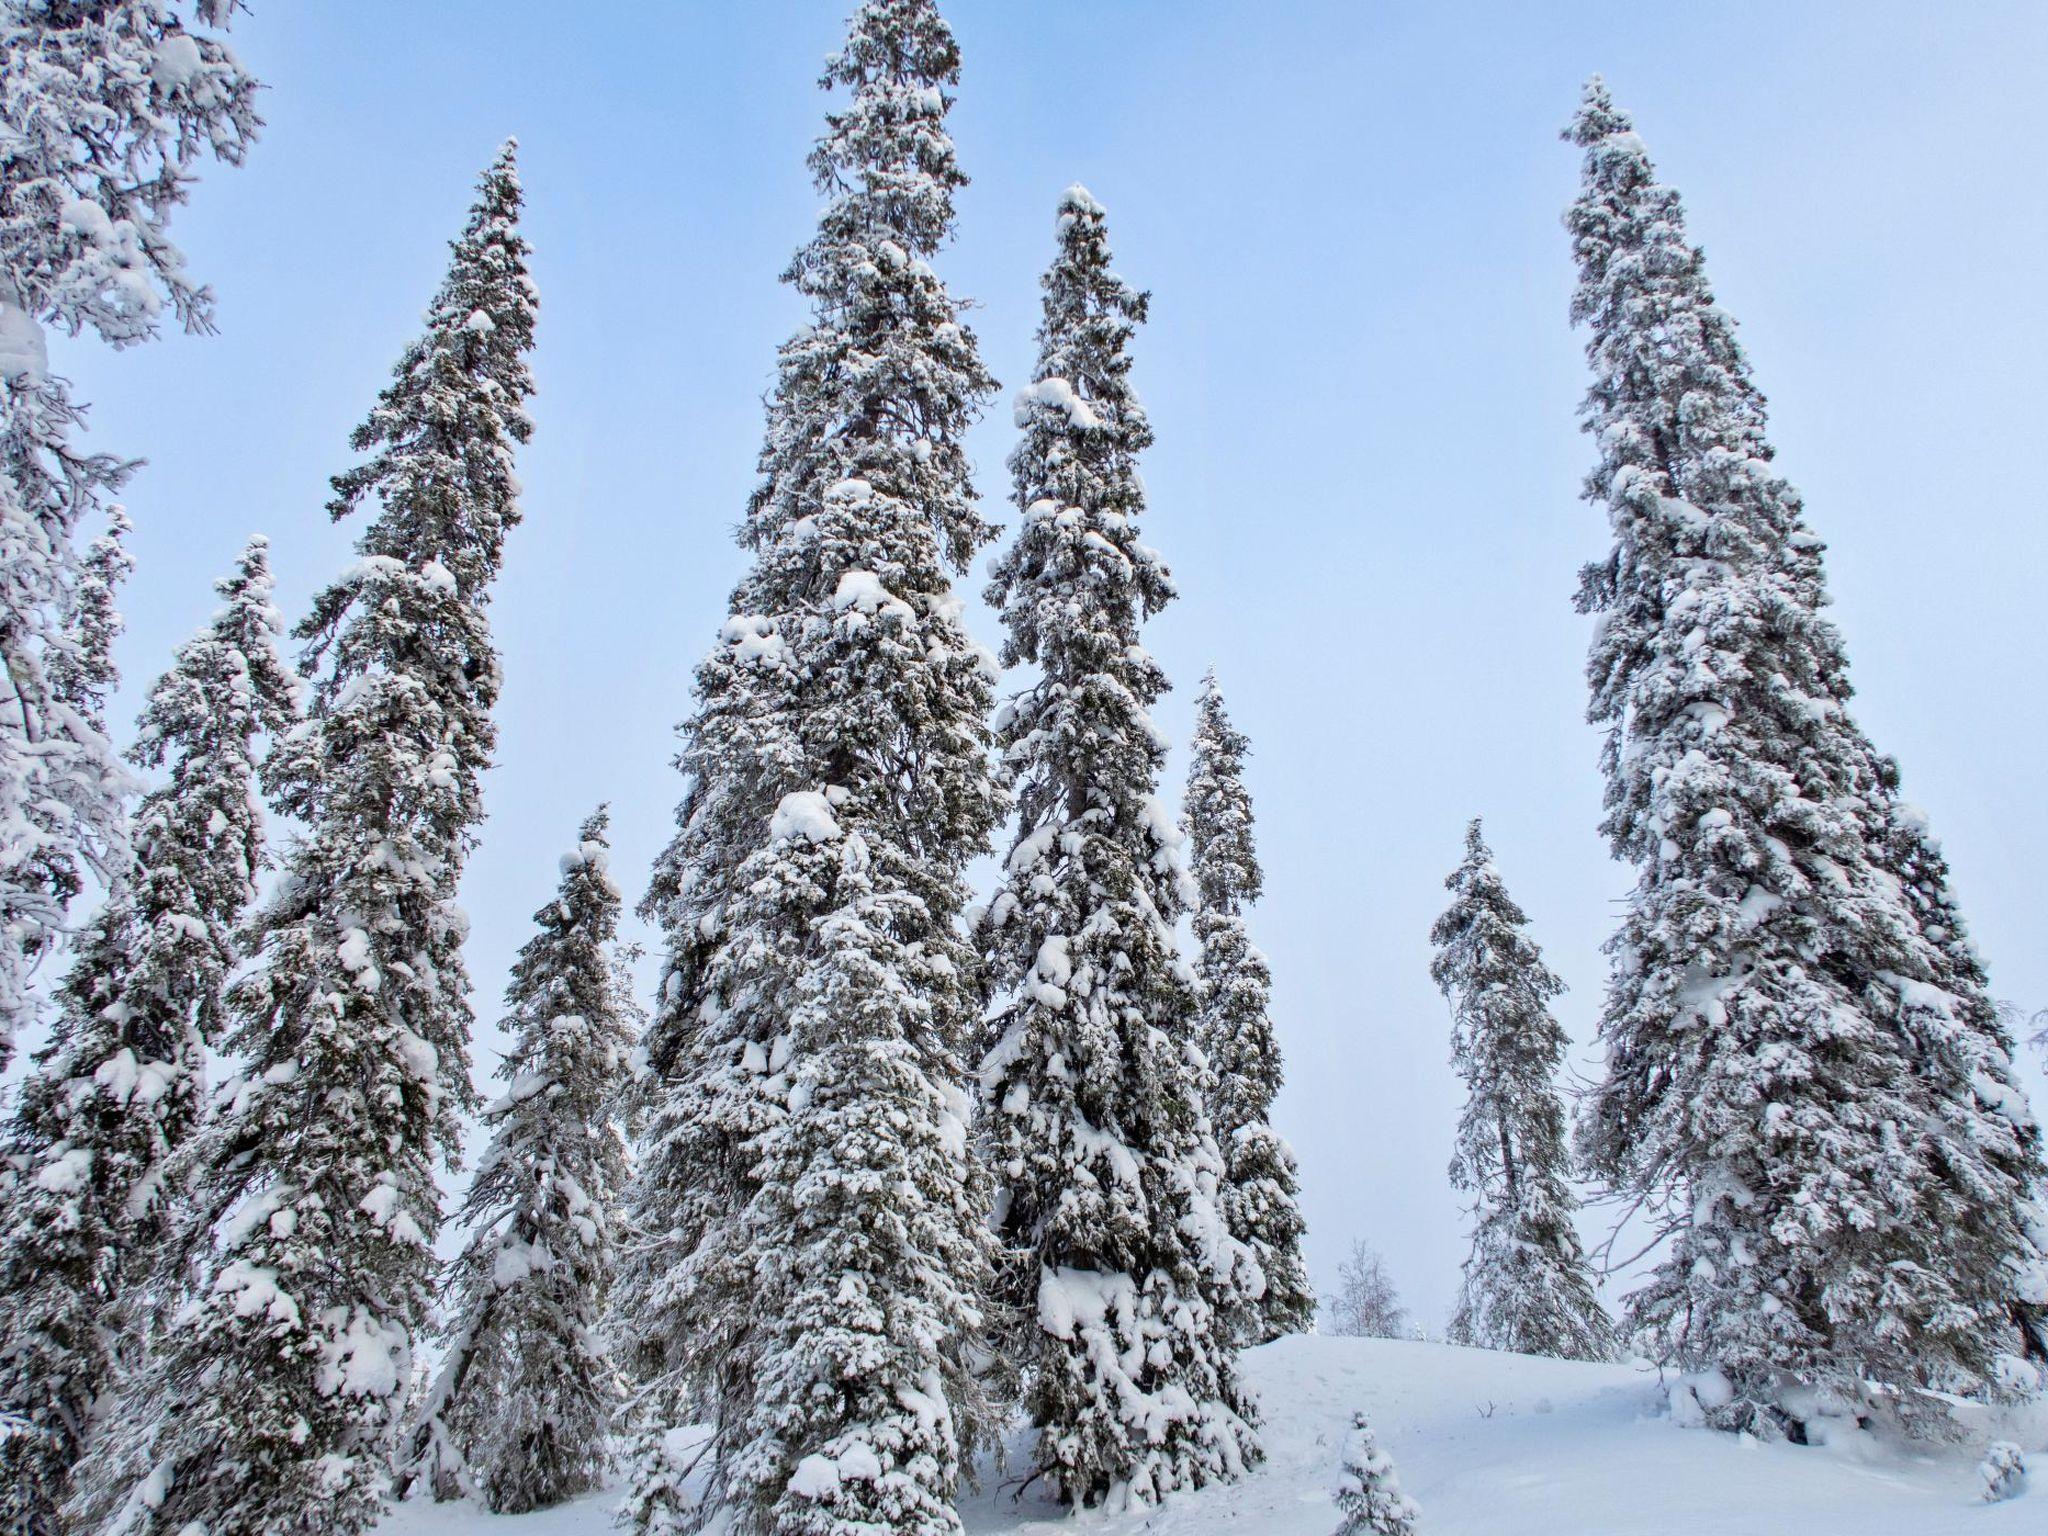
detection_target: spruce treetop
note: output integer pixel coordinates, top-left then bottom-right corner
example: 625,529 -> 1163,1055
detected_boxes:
1429,819 -> 1563,1047
132,533 -> 296,763
1185,669 -> 1261,914
986,178 -> 1175,967
118,531 -> 296,1096
47,505 -> 133,734
987,183 -> 1170,785
1431,819 -> 1611,1361
1182,671 -> 1310,1345
239,130 -> 537,1209
319,140 -> 535,608
415,803 -> 633,1515
127,532 -> 298,921
752,0 -> 994,575
1183,669 -> 1282,1131
812,0 -> 967,255
499,802 -> 627,1047
1333,1412 -> 1419,1536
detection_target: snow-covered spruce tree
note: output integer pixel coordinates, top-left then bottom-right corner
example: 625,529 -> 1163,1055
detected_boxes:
619,7 -> 1004,1534
977,186 -> 1259,1510
1565,78 -> 2047,1436
48,505 -> 134,734
1430,819 -> 1611,1361
0,535 -> 295,1536
0,0 -> 260,1068
1321,1240 -> 1407,1341
410,808 -> 634,1514
1183,669 -> 1311,1345
74,145 -> 537,1536
1331,1412 -> 1418,1536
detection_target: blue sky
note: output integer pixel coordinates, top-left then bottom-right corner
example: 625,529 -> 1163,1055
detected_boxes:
50,0 -> 2048,1326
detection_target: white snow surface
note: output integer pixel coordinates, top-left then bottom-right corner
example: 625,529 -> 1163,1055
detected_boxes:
769,789 -> 842,844
0,301 -> 48,380
377,1335 -> 2043,1535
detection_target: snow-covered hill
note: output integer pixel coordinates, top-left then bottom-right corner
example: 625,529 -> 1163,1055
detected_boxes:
381,1335 -> 2042,1536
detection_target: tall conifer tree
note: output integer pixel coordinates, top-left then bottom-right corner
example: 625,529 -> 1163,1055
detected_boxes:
76,146 -> 536,1536
620,6 -> 1004,1533
1430,819 -> 1611,1361
977,187 -> 1259,1510
1183,670 -> 1311,1344
1565,79 -> 2046,1435
0,0 -> 260,1066
0,536 -> 295,1536
412,809 -> 635,1514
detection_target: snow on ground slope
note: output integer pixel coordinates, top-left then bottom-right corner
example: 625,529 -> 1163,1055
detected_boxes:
382,1335 -> 2043,1536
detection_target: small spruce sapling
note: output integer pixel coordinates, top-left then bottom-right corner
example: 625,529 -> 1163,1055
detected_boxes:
1332,1412 -> 1419,1536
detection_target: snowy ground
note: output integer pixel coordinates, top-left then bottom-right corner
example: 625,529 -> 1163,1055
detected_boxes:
381,1335 -> 2043,1536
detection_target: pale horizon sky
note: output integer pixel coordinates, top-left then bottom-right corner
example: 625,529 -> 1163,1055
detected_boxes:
29,0 -> 2048,1329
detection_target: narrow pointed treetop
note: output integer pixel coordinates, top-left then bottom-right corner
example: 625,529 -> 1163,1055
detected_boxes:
987,185 -> 1165,680
77,147 -> 537,1536
1185,670 -> 1271,1132
1186,669 -> 1261,910
978,185 -> 1260,1510
621,5 -> 1004,1534
0,533 -> 296,1536
317,138 -> 534,603
1183,669 -> 1311,1343
1430,819 -> 1612,1362
413,806 -> 636,1516
1565,81 -> 2046,1433
47,505 -> 134,732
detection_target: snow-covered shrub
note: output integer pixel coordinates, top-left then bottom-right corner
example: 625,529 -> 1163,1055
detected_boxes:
1333,1411 -> 1418,1535
1980,1441 -> 2026,1504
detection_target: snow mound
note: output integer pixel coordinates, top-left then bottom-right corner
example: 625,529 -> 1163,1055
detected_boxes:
379,1335 -> 2045,1536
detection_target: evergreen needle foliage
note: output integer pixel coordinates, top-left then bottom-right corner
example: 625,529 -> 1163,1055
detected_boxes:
0,0 -> 260,1070
975,185 -> 1260,1511
412,809 -> 637,1515
621,5 -> 1005,1533
1431,819 -> 1612,1361
0,536 -> 295,1536
1332,1412 -> 1419,1536
1184,671 -> 1312,1345
75,144 -> 537,1536
1565,77 -> 2048,1437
